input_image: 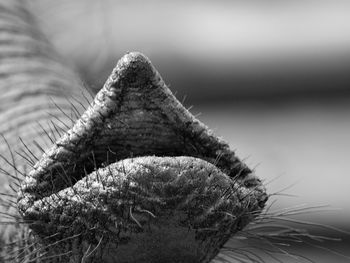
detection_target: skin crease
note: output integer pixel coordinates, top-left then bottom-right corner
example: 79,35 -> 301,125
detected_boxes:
0,1 -> 269,262
0,0 -> 89,258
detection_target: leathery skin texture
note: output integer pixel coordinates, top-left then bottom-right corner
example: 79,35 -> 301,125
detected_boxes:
16,52 -> 268,263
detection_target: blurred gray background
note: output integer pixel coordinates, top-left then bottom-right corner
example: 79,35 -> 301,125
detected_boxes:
28,1 -> 350,262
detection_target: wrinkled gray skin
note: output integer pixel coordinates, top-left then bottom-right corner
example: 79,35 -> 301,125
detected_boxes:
0,0 -> 91,255
0,0 -> 87,163
0,1 -> 266,263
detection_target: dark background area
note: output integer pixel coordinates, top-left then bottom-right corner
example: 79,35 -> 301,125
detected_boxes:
28,1 -> 350,261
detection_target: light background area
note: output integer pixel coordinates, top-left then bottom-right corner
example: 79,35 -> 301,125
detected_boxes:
197,101 -> 350,227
